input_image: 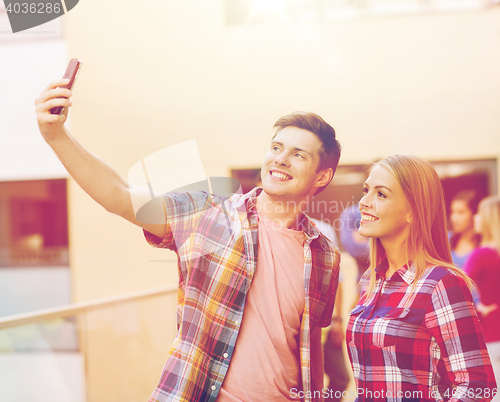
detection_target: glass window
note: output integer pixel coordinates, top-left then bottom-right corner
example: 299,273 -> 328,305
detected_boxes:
0,179 -> 69,267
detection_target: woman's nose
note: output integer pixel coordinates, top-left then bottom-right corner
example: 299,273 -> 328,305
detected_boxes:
359,194 -> 370,209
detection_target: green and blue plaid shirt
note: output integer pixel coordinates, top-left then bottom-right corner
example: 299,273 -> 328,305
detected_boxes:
144,188 -> 340,402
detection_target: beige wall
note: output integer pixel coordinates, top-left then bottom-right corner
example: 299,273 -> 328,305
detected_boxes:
64,1 -> 500,302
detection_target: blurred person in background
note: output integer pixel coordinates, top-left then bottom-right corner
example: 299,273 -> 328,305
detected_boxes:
449,190 -> 481,268
338,204 -> 370,285
464,195 -> 500,402
347,155 -> 496,402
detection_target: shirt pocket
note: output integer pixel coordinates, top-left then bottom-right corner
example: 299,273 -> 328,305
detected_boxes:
349,304 -> 367,317
371,307 -> 410,348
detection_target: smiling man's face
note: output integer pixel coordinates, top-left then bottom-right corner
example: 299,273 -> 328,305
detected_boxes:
260,126 -> 328,202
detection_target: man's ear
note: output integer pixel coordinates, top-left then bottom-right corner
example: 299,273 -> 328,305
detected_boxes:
317,168 -> 334,188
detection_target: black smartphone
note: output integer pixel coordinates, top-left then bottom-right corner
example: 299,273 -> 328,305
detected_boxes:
50,59 -> 82,115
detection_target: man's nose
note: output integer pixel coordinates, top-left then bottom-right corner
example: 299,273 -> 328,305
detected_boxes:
274,152 -> 290,166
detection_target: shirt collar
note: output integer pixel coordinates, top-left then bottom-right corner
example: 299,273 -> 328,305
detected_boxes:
244,187 -> 262,211
375,259 -> 416,285
301,214 -> 323,242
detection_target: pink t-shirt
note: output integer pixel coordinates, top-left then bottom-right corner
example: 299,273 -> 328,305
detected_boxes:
217,212 -> 306,401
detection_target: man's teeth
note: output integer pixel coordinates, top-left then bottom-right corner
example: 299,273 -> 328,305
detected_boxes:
362,214 -> 378,221
271,172 -> 291,180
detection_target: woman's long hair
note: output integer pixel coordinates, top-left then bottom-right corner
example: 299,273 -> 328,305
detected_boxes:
477,196 -> 500,252
365,155 -> 472,295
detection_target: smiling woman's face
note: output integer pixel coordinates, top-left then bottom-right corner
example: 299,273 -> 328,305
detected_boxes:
358,165 -> 411,244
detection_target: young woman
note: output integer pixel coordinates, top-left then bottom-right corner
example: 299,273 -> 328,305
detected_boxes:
346,155 -> 496,402
464,196 -> 500,402
449,190 -> 481,267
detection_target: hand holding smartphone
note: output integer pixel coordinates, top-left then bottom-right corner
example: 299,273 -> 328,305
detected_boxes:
50,59 -> 82,115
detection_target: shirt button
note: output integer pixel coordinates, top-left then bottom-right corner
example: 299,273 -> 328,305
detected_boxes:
235,321 -> 240,326
223,353 -> 229,358
211,385 -> 217,391
385,314 -> 389,317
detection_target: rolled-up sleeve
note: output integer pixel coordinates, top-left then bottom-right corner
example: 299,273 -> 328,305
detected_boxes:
143,191 -> 212,251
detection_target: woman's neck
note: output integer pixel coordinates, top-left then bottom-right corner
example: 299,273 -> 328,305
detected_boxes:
458,227 -> 476,242
382,239 -> 409,279
454,228 -> 476,256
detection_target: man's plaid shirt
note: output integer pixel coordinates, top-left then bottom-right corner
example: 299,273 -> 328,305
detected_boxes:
144,188 -> 340,402
347,262 -> 496,402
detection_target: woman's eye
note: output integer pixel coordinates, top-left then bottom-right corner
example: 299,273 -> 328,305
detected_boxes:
378,191 -> 386,198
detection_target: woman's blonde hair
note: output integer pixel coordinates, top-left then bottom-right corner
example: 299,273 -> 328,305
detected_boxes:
477,196 -> 500,252
365,155 -> 472,295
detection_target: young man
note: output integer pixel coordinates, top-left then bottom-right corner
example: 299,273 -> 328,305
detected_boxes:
35,80 -> 341,402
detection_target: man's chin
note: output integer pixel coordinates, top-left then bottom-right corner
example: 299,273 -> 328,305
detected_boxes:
262,188 -> 285,197
260,186 -> 291,199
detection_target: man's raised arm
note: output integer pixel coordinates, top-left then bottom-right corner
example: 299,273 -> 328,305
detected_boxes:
35,79 -> 167,239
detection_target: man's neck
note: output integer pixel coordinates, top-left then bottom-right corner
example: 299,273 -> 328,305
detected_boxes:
255,191 -> 309,230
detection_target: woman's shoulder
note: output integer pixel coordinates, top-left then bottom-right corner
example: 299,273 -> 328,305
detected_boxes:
422,265 -> 455,278
421,265 -> 469,289
419,266 -> 474,307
